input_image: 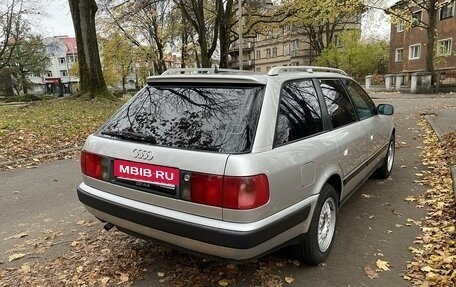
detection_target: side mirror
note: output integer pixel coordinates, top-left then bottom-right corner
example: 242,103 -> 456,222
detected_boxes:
377,104 -> 394,115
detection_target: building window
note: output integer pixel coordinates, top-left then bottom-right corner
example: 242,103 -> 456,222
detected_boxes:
283,44 -> 289,55
60,70 -> 68,77
266,48 -> 271,58
272,47 -> 278,57
46,71 -> 52,77
440,1 -> 454,20
409,44 -> 421,60
397,20 -> 405,32
334,34 -> 341,47
256,34 -> 261,42
59,57 -> 66,64
291,40 -> 299,57
256,50 -> 261,59
256,67 -> 261,72
437,38 -> 452,56
412,10 -> 423,25
395,48 -> 403,62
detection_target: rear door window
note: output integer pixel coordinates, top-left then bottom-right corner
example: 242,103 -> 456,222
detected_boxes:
319,79 -> 357,128
99,84 -> 265,153
274,79 -> 323,146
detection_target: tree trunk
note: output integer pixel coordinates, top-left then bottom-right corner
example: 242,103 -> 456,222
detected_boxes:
426,0 -> 437,91
69,0 -> 114,100
218,0 -> 233,68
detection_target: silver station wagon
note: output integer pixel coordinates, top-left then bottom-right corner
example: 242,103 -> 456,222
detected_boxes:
77,66 -> 395,264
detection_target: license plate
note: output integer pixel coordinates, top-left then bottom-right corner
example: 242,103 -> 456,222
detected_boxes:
113,159 -> 179,187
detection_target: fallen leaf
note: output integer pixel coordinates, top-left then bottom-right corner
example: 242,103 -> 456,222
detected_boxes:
70,241 -> 79,247
376,259 -> 390,271
100,277 -> 110,284
4,232 -> 28,240
8,253 -> 26,262
284,276 -> 295,284
420,266 -> 433,272
20,264 -> 30,273
364,265 -> 379,279
157,272 -> 165,277
218,279 -> 230,286
119,273 -> 129,282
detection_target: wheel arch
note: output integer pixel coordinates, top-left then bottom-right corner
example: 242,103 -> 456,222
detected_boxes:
325,174 -> 342,204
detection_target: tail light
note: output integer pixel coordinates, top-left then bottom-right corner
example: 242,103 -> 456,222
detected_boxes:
189,173 -> 269,210
81,151 -> 102,179
223,175 -> 269,209
190,173 -> 223,207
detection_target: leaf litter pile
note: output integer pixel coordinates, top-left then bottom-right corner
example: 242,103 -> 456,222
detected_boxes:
0,225 -> 302,287
404,118 -> 455,286
0,99 -> 123,170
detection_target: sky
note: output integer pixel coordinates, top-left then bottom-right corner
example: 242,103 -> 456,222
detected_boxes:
35,0 -> 75,37
37,0 -> 392,40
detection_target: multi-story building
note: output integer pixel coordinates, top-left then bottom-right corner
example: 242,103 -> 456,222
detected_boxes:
389,1 -> 456,74
29,36 -> 79,96
228,2 -> 361,73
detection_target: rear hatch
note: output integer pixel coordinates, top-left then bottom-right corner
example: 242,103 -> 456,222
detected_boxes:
82,77 -> 266,220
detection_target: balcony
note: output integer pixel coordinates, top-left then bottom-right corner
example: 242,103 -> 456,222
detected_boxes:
228,59 -> 255,70
228,41 -> 255,54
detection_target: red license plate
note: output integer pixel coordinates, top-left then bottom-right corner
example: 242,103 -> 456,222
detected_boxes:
113,159 -> 179,186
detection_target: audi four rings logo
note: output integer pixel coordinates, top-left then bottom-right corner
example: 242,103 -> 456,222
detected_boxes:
132,149 -> 154,160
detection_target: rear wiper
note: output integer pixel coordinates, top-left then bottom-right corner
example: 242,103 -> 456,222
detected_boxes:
101,130 -> 157,144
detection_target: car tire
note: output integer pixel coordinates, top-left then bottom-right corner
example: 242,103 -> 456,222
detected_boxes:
294,183 -> 338,265
374,135 -> 395,179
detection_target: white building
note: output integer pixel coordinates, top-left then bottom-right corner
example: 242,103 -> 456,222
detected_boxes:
30,36 -> 79,96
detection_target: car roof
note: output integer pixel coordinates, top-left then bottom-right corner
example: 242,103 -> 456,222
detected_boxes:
146,66 -> 351,85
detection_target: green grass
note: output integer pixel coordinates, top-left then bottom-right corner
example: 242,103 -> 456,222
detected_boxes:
0,98 -> 125,164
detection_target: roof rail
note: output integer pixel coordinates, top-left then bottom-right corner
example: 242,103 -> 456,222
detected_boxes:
161,68 -> 254,75
268,66 -> 348,76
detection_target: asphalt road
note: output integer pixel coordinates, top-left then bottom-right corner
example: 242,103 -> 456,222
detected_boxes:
0,93 -> 455,286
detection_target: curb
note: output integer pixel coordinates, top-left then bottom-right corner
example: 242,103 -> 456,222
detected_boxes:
0,146 -> 81,168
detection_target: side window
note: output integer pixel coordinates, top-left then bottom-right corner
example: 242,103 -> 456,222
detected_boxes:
274,80 -> 323,146
320,79 -> 357,128
343,79 -> 377,120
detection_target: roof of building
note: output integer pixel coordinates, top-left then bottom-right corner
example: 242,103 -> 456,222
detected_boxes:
55,36 -> 77,55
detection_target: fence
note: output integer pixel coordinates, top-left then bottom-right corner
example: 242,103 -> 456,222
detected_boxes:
365,71 -> 456,93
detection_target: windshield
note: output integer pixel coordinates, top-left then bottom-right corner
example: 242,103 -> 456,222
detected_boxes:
99,83 -> 265,153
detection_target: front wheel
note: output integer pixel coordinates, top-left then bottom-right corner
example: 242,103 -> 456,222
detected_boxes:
374,135 -> 395,179
293,184 -> 338,265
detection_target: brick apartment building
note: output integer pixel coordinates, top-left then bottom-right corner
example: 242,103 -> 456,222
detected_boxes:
389,0 -> 456,76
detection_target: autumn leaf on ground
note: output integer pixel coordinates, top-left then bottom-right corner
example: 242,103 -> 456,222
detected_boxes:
218,279 -> 230,286
285,276 -> 295,283
119,273 -> 129,282
376,259 -> 390,271
4,232 -> 28,240
8,253 -> 26,262
364,265 -> 379,279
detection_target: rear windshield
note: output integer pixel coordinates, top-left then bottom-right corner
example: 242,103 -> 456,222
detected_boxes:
99,84 -> 265,153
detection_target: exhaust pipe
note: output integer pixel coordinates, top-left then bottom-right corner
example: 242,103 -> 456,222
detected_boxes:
103,222 -> 114,231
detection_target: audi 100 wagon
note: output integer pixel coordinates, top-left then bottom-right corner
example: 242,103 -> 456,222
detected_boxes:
77,66 -> 395,264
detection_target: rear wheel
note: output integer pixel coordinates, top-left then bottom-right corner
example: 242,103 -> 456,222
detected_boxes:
374,135 -> 395,179
294,183 -> 338,265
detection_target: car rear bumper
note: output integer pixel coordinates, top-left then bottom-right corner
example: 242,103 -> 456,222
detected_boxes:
77,183 -> 316,260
